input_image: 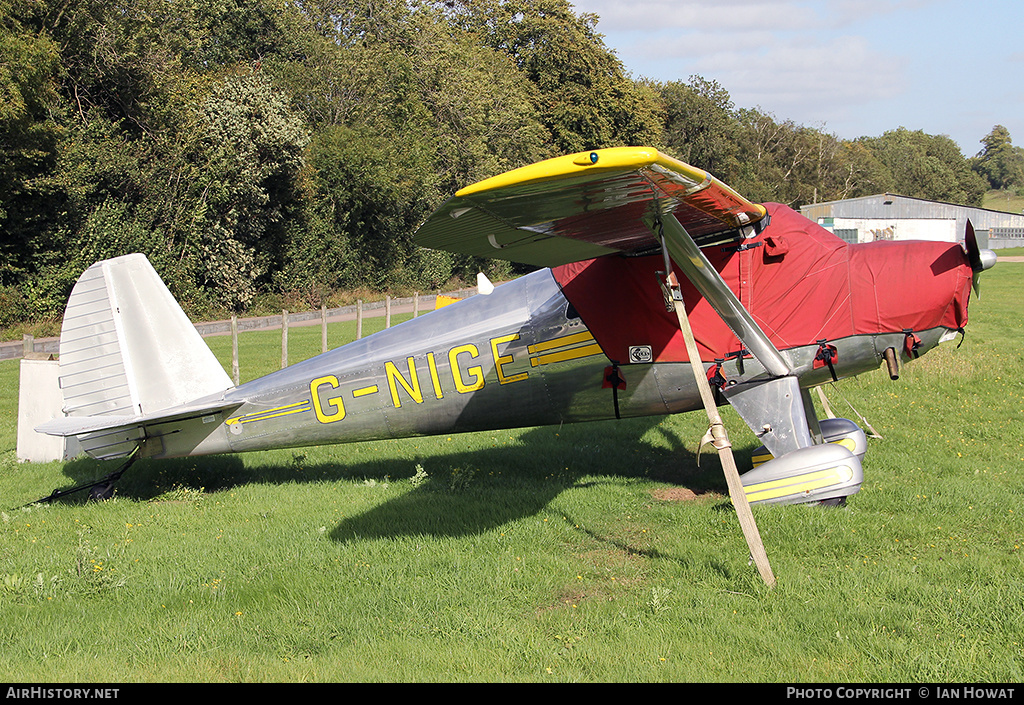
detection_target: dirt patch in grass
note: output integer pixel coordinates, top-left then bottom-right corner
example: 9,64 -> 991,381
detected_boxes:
651,486 -> 704,501
535,588 -> 591,615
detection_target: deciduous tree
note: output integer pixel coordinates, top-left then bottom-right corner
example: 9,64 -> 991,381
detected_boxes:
972,124 -> 1024,191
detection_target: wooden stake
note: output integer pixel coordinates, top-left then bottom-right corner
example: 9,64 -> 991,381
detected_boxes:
231,315 -> 239,386
665,272 -> 776,588
281,309 -> 288,368
321,305 -> 328,353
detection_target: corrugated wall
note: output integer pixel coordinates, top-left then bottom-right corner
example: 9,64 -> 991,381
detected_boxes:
801,195 -> 1024,248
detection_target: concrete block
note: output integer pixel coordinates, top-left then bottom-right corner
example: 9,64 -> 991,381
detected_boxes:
16,359 -> 79,462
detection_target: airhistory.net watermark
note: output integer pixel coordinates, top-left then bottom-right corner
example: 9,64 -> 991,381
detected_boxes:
6,688 -> 119,700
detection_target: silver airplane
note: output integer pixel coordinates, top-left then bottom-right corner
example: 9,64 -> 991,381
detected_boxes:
36,147 -> 995,519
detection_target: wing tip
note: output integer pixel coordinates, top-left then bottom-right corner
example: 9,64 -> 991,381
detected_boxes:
455,146 -> 675,198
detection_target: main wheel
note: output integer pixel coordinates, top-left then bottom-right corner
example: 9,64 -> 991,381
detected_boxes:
88,483 -> 115,501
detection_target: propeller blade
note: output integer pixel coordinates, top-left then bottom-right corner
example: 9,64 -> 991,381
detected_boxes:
963,219 -> 996,297
964,219 -> 983,271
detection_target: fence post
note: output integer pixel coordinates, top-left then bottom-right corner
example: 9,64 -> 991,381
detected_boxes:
321,304 -> 328,353
413,292 -> 419,318
281,309 -> 288,368
231,315 -> 239,385
356,299 -> 363,339
385,295 -> 391,328
23,334 -> 33,357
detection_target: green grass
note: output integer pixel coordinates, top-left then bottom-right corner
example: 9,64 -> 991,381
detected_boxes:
1,267 -> 1023,682
983,188 -> 1024,214
206,310 -> 419,383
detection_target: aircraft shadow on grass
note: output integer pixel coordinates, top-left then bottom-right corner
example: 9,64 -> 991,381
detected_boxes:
52,413 -> 749,549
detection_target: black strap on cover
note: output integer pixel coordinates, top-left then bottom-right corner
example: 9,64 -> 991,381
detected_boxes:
815,339 -> 839,382
604,363 -> 626,419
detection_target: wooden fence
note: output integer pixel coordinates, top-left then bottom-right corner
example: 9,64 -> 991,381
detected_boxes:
1,288 -> 476,365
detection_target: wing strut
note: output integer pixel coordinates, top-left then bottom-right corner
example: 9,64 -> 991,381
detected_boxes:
653,212 -> 776,587
648,213 -> 792,378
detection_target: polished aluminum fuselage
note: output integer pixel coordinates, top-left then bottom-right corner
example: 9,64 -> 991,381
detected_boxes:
142,270 -> 690,458
138,263 -> 953,461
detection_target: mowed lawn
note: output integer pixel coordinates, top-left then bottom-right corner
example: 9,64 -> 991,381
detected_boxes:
0,257 -> 1022,683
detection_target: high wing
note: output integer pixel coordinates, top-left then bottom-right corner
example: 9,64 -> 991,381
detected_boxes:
415,146 -> 766,267
414,146 -> 791,378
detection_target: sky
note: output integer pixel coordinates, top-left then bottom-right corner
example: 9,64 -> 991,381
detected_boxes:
569,0 -> 1024,157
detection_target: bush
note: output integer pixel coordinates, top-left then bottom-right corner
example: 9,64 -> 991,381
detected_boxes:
0,285 -> 30,328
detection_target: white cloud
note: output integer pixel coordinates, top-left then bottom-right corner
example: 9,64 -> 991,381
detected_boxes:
574,0 -> 823,32
571,0 -> 1024,150
583,5 -> 909,128
574,0 -> 946,33
703,35 -> 908,108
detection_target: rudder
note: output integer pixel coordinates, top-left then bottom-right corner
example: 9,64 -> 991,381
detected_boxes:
57,254 -> 233,421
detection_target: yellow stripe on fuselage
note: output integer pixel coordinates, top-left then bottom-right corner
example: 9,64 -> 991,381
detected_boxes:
530,343 -> 604,367
226,401 -> 311,425
528,331 -> 594,354
527,331 -> 602,367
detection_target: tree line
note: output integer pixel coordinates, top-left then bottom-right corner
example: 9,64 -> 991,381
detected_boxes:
2,0 -> 1021,330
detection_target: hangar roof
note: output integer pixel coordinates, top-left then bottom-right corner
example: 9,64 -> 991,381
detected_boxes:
800,194 -> 1024,233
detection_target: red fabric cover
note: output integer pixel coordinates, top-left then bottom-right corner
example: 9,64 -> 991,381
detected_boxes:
552,248 -> 737,363
552,203 -> 972,363
847,238 -> 972,338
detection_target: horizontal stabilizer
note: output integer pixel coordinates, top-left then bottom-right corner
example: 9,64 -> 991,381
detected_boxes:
36,399 -> 242,438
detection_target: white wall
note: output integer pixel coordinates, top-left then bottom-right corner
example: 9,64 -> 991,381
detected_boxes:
828,218 -> 958,243
17,359 -> 80,463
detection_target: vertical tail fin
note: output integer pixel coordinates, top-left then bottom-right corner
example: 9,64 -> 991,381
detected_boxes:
57,254 -> 233,420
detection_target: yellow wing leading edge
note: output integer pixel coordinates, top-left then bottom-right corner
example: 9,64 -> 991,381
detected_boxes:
414,146 -> 767,268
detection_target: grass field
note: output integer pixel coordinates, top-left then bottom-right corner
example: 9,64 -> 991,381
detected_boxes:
984,189 -> 1024,214
1,260 -> 1022,683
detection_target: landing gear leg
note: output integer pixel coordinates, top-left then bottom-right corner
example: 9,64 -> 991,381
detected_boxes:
30,451 -> 139,505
